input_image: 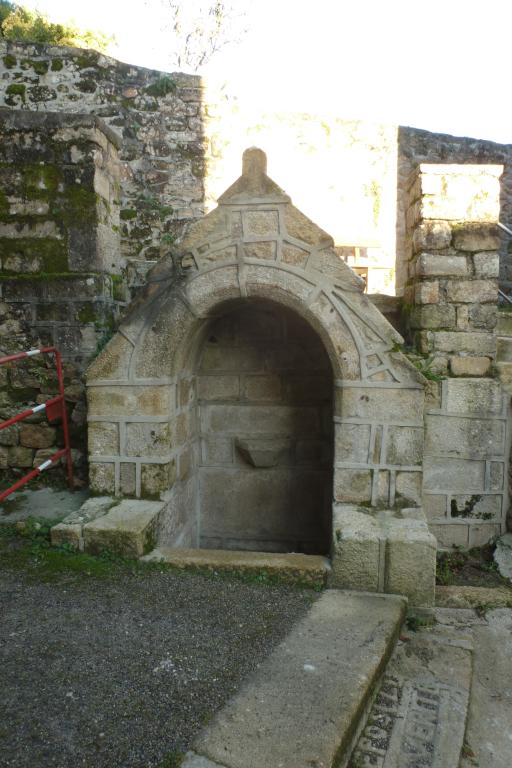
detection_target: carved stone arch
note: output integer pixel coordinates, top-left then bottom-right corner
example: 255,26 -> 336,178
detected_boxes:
87,148 -> 426,555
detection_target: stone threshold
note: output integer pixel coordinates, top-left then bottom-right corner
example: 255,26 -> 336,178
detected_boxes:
142,547 -> 330,587
182,590 -> 407,768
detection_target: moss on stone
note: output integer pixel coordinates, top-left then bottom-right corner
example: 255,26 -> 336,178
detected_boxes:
120,208 -> 137,221
76,78 -> 97,94
52,186 -> 97,227
77,304 -> 98,324
24,164 -> 61,198
51,58 -> 63,71
0,271 -> 98,283
111,274 -> 127,301
0,189 -> 9,218
0,238 -> 68,273
2,54 -> 17,69
74,51 -> 98,69
5,83 -> 26,105
21,59 -> 49,75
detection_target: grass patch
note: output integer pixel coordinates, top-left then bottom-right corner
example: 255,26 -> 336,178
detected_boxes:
405,613 -> 436,632
156,751 -> 185,768
0,521 -> 324,591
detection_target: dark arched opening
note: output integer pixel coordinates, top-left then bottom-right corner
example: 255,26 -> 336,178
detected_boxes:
195,298 -> 333,554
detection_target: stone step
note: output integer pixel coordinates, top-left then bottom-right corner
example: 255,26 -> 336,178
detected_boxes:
51,497 -> 165,557
142,547 -> 330,587
182,590 -> 407,768
349,608 -> 473,768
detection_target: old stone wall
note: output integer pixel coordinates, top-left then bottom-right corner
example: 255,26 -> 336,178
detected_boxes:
404,163 -> 510,546
0,111 -> 123,481
0,39 -> 205,292
0,40 -> 397,295
398,127 -> 512,296
404,163 -> 501,375
3,41 -> 512,301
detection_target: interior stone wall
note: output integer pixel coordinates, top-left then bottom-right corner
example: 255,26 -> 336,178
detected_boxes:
197,301 -> 333,553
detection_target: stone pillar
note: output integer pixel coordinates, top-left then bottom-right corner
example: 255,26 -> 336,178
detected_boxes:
404,164 -> 502,377
404,164 -> 510,548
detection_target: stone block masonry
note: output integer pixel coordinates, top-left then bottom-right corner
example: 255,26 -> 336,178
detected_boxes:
404,164 -> 502,376
4,41 -> 512,301
86,148 -> 437,597
403,163 -> 511,548
423,378 -> 510,547
397,127 -> 512,297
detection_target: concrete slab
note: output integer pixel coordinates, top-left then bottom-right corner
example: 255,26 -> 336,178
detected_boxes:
190,590 -> 407,768
0,487 -> 89,522
142,547 -> 330,587
83,499 -> 165,557
350,610 -> 473,768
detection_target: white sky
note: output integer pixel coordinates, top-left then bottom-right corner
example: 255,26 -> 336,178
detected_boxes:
18,0 -> 512,143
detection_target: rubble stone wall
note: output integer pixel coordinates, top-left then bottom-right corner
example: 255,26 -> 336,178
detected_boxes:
0,111 -> 123,480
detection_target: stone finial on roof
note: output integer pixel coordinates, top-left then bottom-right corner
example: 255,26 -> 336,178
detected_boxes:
218,147 -> 291,204
242,147 -> 267,177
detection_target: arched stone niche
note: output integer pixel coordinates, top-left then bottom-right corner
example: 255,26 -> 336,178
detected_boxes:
87,148 -> 425,553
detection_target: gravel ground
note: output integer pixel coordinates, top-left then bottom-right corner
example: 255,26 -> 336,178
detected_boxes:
0,561 -> 317,768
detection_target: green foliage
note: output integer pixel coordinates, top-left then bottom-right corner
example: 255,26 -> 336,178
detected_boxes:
436,549 -> 468,585
405,613 -> 435,632
156,752 -> 184,768
0,3 -> 113,52
405,351 -> 445,381
145,75 -> 177,98
0,0 -> 13,27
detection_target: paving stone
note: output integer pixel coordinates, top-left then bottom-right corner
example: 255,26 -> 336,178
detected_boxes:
349,617 -> 472,768
50,496 -> 116,550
